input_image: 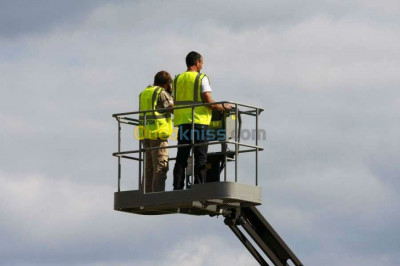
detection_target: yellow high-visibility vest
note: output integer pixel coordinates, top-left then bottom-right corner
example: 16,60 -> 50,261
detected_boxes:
138,86 -> 172,140
173,71 -> 212,126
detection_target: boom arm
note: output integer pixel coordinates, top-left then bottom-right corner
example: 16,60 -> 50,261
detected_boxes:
224,206 -> 303,266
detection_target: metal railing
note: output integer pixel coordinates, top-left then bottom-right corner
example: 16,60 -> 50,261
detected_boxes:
112,101 -> 264,193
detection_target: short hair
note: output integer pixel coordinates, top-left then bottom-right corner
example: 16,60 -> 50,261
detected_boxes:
186,51 -> 202,68
154,71 -> 172,85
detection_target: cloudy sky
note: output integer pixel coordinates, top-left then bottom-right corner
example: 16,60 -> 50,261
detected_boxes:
1,0 -> 399,265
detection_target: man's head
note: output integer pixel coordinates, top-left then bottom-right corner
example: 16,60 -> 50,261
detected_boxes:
154,71 -> 173,93
186,51 -> 203,71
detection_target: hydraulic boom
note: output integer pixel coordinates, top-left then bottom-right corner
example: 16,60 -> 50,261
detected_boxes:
224,206 -> 303,266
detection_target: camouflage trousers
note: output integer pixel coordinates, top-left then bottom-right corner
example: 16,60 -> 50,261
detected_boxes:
143,139 -> 169,192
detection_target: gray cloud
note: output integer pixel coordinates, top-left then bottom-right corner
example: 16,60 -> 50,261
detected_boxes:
0,0 -> 109,37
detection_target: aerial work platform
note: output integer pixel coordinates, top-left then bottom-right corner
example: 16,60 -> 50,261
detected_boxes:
113,101 -> 263,214
112,101 -> 303,266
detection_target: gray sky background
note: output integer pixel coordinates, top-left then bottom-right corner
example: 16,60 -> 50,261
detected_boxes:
1,0 -> 399,265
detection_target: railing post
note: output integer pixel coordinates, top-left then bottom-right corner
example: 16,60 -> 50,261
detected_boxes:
138,139 -> 142,190
118,120 -> 121,192
143,113 -> 147,193
224,143 -> 228,182
255,108 -> 258,186
235,103 -> 238,183
191,106 -> 195,187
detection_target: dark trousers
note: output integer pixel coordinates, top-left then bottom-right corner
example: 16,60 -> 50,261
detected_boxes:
173,124 -> 209,190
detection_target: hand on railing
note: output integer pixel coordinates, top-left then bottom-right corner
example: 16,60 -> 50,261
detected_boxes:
223,103 -> 232,110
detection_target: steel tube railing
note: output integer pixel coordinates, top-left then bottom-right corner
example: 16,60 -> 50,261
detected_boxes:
255,108 -> 259,186
113,142 -> 263,165
191,106 -> 195,187
143,113 -> 147,193
138,140 -> 142,189
235,103 -> 238,182
116,146 -> 259,162
118,121 -> 121,192
113,101 -> 263,192
112,101 -> 263,118
112,141 -> 263,157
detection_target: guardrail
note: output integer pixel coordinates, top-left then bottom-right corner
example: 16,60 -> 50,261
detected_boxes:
112,101 -> 264,192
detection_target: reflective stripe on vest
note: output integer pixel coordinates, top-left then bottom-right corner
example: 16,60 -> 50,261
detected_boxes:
173,72 -> 212,126
138,86 -> 172,140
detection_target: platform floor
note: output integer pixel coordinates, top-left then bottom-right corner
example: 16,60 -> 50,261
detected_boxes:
114,182 -> 262,216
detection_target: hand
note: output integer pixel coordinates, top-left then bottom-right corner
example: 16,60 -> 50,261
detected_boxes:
223,103 -> 232,110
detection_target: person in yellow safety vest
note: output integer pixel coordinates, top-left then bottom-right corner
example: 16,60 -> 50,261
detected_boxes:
172,51 -> 231,190
139,71 -> 174,193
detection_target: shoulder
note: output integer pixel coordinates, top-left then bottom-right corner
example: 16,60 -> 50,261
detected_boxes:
201,74 -> 209,83
174,72 -> 186,79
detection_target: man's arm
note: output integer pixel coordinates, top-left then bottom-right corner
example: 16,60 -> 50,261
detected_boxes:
159,90 -> 174,112
201,92 -> 231,111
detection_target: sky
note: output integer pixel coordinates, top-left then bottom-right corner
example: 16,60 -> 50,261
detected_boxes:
1,0 -> 399,265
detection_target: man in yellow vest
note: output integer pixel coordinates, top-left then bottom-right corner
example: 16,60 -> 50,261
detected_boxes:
173,51 -> 231,190
139,71 -> 174,192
